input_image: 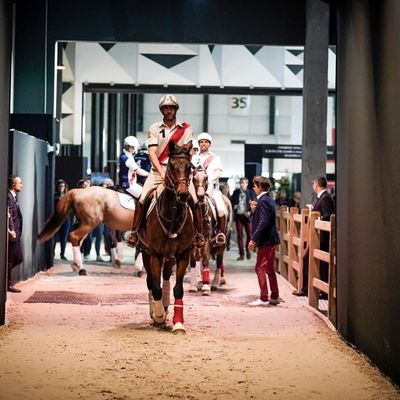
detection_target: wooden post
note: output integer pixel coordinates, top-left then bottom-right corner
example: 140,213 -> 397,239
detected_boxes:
328,214 -> 336,326
308,211 -> 321,309
279,206 -> 290,279
288,207 -> 299,288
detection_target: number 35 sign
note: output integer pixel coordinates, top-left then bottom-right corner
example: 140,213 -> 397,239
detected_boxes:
229,95 -> 250,115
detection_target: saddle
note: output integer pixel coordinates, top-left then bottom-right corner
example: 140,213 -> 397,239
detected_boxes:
109,186 -> 137,211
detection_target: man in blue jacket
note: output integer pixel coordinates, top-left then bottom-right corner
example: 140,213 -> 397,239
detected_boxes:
248,176 -> 280,306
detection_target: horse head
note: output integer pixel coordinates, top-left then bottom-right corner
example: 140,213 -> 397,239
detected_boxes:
165,141 -> 192,202
192,166 -> 208,202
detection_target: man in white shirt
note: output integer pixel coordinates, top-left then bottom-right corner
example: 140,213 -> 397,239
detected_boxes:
126,94 -> 203,248
194,132 -> 227,245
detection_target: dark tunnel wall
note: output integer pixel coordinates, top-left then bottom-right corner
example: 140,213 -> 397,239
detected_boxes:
336,0 -> 400,384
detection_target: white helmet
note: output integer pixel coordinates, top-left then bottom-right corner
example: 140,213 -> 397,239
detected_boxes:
159,94 -> 179,110
197,132 -> 212,144
124,136 -> 140,150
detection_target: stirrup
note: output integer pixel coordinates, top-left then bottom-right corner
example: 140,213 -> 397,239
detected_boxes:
124,230 -> 139,248
193,233 -> 205,249
215,232 -> 226,246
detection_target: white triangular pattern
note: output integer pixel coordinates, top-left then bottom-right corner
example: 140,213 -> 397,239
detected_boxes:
76,43 -> 134,83
254,46 -> 285,86
109,43 -> 138,82
61,100 -> 74,114
222,46 -> 281,87
198,45 -> 220,86
62,86 -> 74,112
210,46 -> 223,83
171,56 -> 199,85
138,55 -> 195,85
138,43 -> 198,55
283,65 -> 303,88
284,48 -> 304,65
62,44 -> 75,82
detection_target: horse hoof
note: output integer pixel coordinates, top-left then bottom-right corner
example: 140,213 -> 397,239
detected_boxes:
172,322 -> 186,335
202,284 -> 211,296
79,269 -> 87,276
220,277 -> 226,285
211,285 -> 218,291
137,271 -> 143,278
152,312 -> 167,324
114,259 -> 121,268
71,263 -> 80,272
188,285 -> 198,293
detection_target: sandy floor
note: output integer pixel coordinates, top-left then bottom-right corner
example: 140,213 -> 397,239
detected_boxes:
0,245 -> 399,400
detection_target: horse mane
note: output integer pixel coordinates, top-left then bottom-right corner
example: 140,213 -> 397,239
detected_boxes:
168,141 -> 192,157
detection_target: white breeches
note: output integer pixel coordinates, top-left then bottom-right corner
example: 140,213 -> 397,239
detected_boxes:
208,189 -> 225,217
126,182 -> 143,199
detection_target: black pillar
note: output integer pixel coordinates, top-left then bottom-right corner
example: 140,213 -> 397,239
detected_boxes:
301,0 -> 329,205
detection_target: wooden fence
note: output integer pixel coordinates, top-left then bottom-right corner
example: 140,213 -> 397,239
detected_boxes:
276,206 -> 337,326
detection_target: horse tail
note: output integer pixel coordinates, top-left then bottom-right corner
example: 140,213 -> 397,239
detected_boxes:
37,191 -> 73,243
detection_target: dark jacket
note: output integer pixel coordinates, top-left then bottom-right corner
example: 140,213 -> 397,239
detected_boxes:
7,190 -> 23,266
313,190 -> 335,221
231,188 -> 256,220
251,192 -> 280,248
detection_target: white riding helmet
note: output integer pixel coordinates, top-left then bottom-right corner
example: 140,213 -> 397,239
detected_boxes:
159,94 -> 179,110
197,132 -> 212,144
124,135 -> 140,150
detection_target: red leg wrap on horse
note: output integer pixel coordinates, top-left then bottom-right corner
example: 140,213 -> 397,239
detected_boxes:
202,267 -> 210,284
173,299 -> 184,325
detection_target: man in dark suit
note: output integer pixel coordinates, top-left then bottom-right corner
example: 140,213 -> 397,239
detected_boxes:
7,175 -> 23,293
247,176 -> 281,306
231,177 -> 256,260
293,176 -> 335,296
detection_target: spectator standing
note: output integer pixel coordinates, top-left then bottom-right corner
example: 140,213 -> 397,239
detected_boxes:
247,176 -> 281,306
288,191 -> 301,209
231,177 -> 256,260
7,175 -> 23,293
54,179 -> 71,260
293,177 -> 335,296
134,141 -> 152,186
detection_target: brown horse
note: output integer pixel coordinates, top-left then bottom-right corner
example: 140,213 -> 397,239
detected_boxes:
38,186 -> 134,274
190,167 -> 232,295
137,141 -> 195,334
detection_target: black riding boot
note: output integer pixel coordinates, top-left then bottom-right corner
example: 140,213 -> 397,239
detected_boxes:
215,215 -> 227,245
126,202 -> 143,248
193,203 -> 205,248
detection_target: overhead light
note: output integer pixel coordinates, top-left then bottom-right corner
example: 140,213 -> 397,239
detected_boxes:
163,83 -> 168,88
110,81 -> 115,86
56,65 -> 66,70
249,85 -> 254,90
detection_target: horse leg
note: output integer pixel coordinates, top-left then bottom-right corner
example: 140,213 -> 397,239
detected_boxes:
220,260 -> 226,285
69,226 -> 91,274
141,250 -> 154,319
202,257 -> 211,296
211,253 -> 223,291
150,255 -> 167,324
189,254 -> 198,293
162,260 -> 173,312
172,251 -> 190,334
135,251 -> 145,277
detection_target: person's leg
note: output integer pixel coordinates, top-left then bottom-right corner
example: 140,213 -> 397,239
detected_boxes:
265,245 -> 279,300
254,246 -> 269,302
235,218 -> 244,257
244,218 -> 252,259
95,224 -> 104,259
60,219 -> 70,258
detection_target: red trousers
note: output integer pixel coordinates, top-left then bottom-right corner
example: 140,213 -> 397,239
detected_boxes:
255,245 -> 279,301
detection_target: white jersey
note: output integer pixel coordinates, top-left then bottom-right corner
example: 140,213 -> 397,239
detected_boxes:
147,118 -> 192,164
195,151 -> 222,191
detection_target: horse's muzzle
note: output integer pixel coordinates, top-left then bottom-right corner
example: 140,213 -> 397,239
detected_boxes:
177,191 -> 190,202
196,186 -> 205,198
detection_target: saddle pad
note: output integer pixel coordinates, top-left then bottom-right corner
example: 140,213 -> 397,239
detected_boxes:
117,191 -> 136,211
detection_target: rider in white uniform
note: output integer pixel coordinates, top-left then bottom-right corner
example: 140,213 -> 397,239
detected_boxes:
195,132 -> 227,245
118,136 -> 149,198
